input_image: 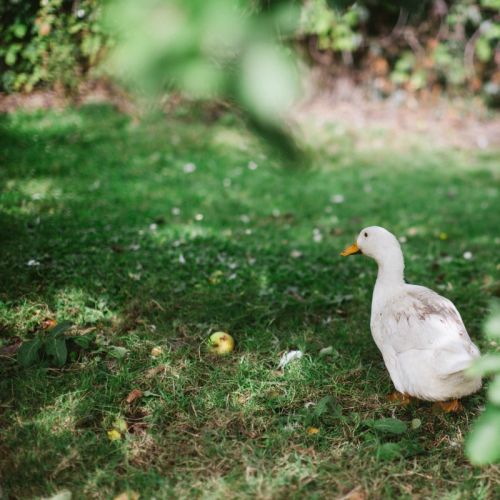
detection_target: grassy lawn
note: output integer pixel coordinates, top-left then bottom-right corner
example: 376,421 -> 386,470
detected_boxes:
0,104 -> 499,499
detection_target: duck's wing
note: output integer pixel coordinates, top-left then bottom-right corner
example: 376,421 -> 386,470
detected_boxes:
380,285 -> 480,375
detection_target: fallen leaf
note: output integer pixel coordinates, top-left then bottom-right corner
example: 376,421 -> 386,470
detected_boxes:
307,427 -> 320,435
0,337 -> 22,356
126,389 -> 143,404
42,318 -> 58,329
341,486 -> 366,500
319,346 -> 334,357
278,350 -> 303,369
113,418 -> 128,433
114,492 -> 139,500
107,429 -> 121,441
150,346 -> 163,357
42,490 -> 72,500
145,365 -> 167,378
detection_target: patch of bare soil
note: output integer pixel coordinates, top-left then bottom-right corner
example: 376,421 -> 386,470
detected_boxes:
293,76 -> 500,150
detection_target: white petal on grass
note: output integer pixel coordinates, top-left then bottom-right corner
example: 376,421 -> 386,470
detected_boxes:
27,259 -> 41,267
149,223 -> 158,231
313,228 -> 323,243
248,161 -> 258,170
178,253 -> 186,265
290,250 -> 303,259
194,213 -> 204,221
319,346 -> 334,357
278,350 -> 303,369
240,214 -> 250,224
463,251 -> 473,260
399,236 -> 407,243
330,194 -> 345,204
183,163 -> 196,173
171,207 -> 181,216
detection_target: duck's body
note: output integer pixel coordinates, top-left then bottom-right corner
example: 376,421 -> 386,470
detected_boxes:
342,226 -> 481,402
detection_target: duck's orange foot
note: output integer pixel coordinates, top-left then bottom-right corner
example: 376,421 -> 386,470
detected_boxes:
388,392 -> 412,406
433,399 -> 462,413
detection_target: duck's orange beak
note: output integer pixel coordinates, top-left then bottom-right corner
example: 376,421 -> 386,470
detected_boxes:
340,243 -> 361,257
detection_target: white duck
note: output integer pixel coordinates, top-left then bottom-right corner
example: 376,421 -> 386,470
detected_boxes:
341,226 -> 481,411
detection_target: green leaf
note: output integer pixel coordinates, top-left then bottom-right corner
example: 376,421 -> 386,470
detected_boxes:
5,50 -> 17,66
71,333 -> 95,349
377,442 -> 403,461
484,304 -> 500,340
17,339 -> 42,367
13,23 -> 27,38
466,406 -> 500,465
487,376 -> 500,405
45,337 -> 68,367
475,37 -> 492,63
365,418 -> 408,435
468,354 -> 500,377
48,321 -> 72,338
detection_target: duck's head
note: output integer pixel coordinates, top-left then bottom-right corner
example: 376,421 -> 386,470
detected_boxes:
340,226 -> 401,262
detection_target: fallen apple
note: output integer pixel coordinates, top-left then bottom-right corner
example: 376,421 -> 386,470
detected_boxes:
208,331 -> 235,355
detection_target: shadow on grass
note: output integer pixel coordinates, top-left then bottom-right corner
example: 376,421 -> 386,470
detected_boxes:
0,104 -> 498,497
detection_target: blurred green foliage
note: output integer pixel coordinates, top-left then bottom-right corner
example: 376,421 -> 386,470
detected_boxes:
104,0 -> 300,129
466,302 -> 500,465
1,0 -> 499,103
300,0 -> 499,102
0,0 -> 106,93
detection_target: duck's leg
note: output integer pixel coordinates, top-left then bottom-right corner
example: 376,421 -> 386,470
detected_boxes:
433,399 -> 462,413
387,392 -> 412,405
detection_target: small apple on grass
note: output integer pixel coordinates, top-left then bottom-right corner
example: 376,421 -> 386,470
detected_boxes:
207,331 -> 235,355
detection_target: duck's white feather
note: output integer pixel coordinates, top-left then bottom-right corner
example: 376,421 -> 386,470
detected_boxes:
371,284 -> 481,400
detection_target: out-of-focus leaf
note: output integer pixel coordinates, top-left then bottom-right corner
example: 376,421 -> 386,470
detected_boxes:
239,43 -> 299,126
487,375 -> 500,405
476,37 -> 492,62
468,353 -> 500,377
466,406 -> 500,464
484,303 -> 500,339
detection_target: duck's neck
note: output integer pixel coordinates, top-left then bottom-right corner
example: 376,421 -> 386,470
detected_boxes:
374,248 -> 405,288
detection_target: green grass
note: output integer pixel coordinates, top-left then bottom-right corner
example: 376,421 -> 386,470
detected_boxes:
0,104 -> 499,499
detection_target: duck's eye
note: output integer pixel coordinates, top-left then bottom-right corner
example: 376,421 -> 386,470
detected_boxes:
364,232 -> 368,237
